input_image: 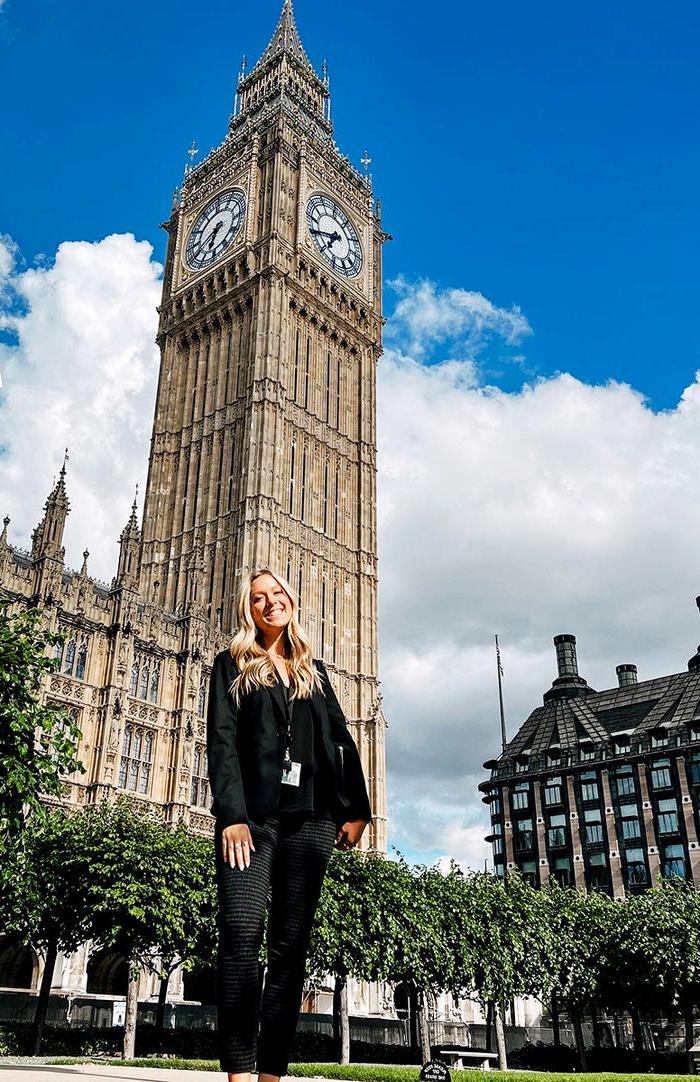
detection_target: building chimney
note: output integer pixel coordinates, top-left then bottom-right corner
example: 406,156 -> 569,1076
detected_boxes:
554,634 -> 579,677
544,634 -> 594,703
616,664 -> 638,688
688,597 -> 700,672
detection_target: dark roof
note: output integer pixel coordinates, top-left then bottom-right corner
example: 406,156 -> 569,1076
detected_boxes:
494,669 -> 700,768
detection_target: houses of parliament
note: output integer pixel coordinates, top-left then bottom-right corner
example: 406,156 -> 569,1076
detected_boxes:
0,0 -> 392,1023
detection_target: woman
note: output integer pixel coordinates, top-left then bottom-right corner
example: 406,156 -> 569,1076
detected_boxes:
207,567 -> 371,1082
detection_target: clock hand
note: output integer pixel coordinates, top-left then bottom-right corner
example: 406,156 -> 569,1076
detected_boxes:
206,221 -> 225,250
310,227 -> 342,242
325,232 -> 342,250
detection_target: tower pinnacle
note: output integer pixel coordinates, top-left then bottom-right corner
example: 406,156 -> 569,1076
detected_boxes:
232,0 -> 330,133
256,0 -> 314,73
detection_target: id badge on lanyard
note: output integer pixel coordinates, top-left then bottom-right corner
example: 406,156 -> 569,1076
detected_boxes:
281,760 -> 302,787
281,691 -> 301,785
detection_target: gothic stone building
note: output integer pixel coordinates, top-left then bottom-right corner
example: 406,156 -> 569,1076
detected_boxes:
0,0 -> 390,1023
480,613 -> 700,897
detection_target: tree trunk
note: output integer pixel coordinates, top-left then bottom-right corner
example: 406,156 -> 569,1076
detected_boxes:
155,968 -> 170,1035
332,972 -> 350,1065
485,1000 -> 494,1053
591,1004 -> 601,1049
494,1001 -> 508,1071
122,957 -> 140,1060
550,993 -> 561,1047
571,1009 -> 588,1072
32,937 -> 58,1055
630,1006 -> 643,1054
684,1001 -> 695,1074
417,988 -> 431,1065
409,983 -> 420,1059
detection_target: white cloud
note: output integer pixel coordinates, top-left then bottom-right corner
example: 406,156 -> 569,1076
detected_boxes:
0,236 -> 15,280
2,238 -> 700,868
377,286 -> 700,868
386,277 -> 532,360
0,234 -> 162,578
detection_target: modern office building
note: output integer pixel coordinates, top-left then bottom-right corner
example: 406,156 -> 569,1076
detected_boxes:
480,608 -> 700,896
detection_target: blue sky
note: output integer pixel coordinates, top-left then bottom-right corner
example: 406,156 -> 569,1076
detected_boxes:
2,0 -> 699,407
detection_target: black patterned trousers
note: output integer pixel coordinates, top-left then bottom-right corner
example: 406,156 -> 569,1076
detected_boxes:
214,813 -> 336,1076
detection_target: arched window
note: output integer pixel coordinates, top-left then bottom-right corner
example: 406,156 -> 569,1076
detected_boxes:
139,660 -> 150,701
63,638 -> 76,675
119,725 -> 154,796
129,660 -> 139,697
149,662 -> 160,705
75,641 -> 88,680
197,681 -> 207,719
191,744 -> 209,808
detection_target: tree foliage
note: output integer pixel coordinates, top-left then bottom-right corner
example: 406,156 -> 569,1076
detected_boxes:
0,600 -> 84,846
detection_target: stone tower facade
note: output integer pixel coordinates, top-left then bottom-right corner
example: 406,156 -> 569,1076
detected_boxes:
0,0 -> 387,855
140,0 -> 387,848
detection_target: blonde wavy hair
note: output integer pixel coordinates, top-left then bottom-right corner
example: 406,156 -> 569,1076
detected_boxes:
228,568 -> 323,702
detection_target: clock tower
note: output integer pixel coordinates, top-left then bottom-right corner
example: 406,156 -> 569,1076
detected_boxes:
140,0 -> 387,850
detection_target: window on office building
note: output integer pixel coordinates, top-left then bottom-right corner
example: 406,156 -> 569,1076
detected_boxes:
544,777 -> 563,806
624,847 -> 648,888
651,729 -> 668,749
511,786 -> 529,811
515,756 -> 530,774
657,797 -> 679,836
613,736 -> 630,755
514,819 -> 534,852
651,759 -> 672,790
584,807 -> 604,845
587,850 -> 609,890
551,856 -> 572,887
662,843 -> 687,880
518,859 -> 537,886
578,742 -> 596,762
547,814 -> 567,849
615,768 -> 637,797
619,802 -> 642,840
579,771 -> 599,802
688,753 -> 700,786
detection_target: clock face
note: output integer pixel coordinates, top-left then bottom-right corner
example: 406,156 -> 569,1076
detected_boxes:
306,193 -> 363,278
185,189 -> 246,272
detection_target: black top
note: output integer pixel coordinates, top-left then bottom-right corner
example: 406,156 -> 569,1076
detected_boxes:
206,650 -> 372,828
275,678 -> 334,819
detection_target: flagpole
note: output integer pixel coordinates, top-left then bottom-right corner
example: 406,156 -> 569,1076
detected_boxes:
495,634 -> 507,751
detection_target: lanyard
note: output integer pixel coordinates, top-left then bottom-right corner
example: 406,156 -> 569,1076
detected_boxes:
281,682 -> 295,770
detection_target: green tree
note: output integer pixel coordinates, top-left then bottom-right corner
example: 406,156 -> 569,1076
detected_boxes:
605,880 -> 700,1065
0,807 -> 95,1053
311,852 -> 432,1064
147,829 -> 218,1037
462,872 -> 552,1069
0,600 -> 84,847
544,883 -> 618,1070
74,797 -> 213,1059
400,861 -> 476,1064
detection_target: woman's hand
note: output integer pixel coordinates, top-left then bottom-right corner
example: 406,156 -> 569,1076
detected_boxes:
221,823 -> 256,870
335,819 -> 368,851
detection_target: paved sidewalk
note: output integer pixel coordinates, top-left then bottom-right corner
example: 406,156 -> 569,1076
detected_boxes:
0,1065 -> 297,1082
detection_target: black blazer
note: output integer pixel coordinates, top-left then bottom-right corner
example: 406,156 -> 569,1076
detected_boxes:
206,649 -> 372,829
